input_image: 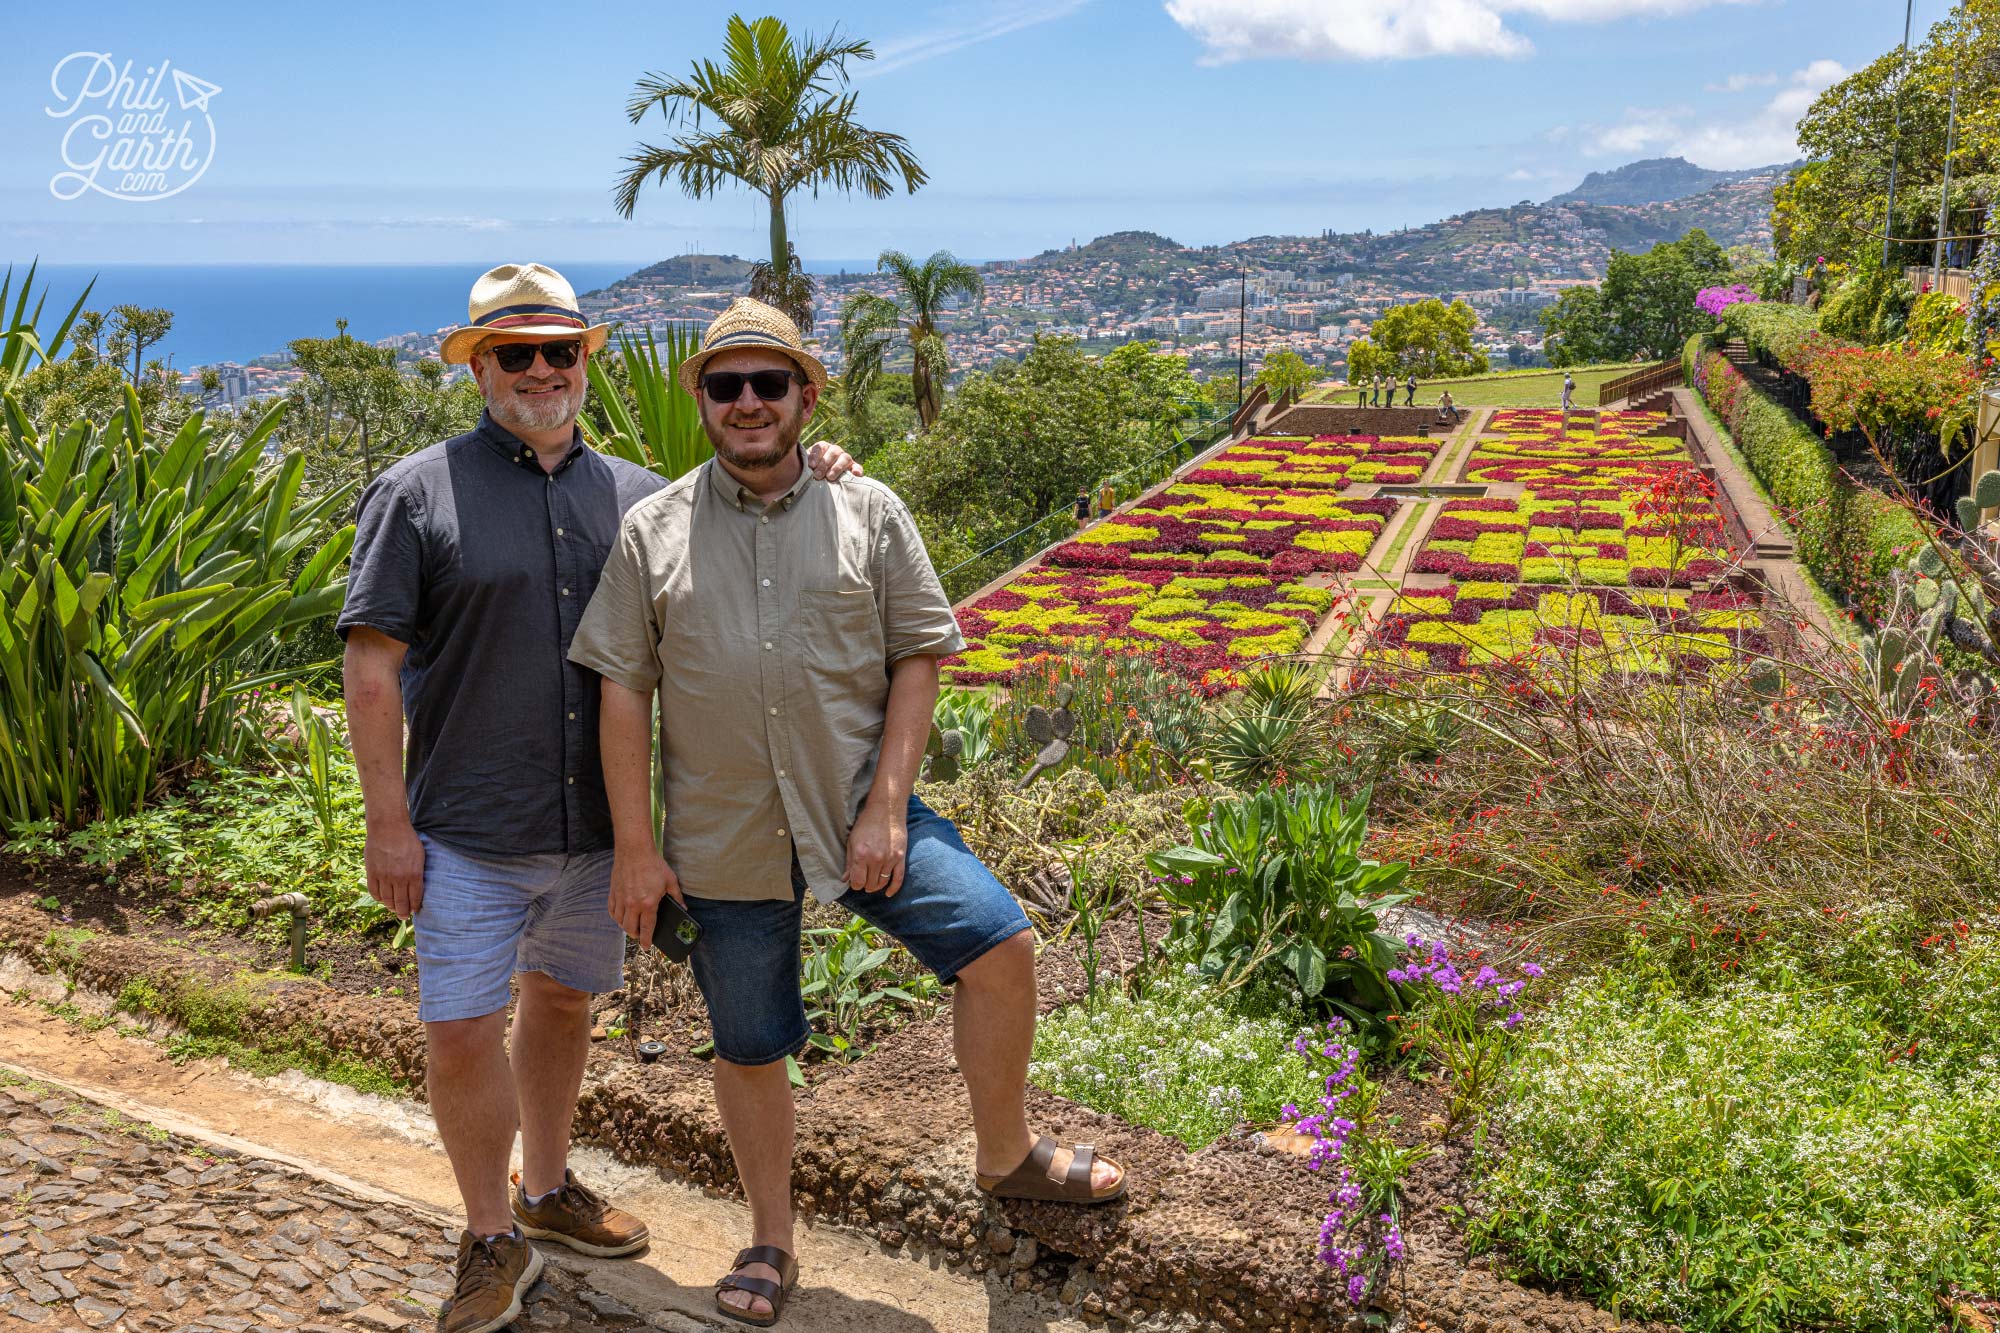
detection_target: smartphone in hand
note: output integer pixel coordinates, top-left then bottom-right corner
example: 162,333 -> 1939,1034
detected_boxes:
650,894 -> 703,962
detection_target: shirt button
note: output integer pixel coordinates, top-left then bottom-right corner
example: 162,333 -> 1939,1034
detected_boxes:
562,587 -> 571,596
761,578 -> 771,587
566,776 -> 574,785
567,711 -> 576,720
555,527 -> 565,537
763,641 -> 773,650
777,768 -> 787,778
776,828 -> 787,837
768,706 -> 779,716
760,515 -> 769,525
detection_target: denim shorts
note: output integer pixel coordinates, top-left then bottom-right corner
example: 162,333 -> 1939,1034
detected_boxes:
682,795 -> 1030,1065
412,834 -> 624,1023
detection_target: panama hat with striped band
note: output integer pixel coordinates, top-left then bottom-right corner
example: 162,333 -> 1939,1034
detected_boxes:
439,263 -> 613,365
678,297 -> 827,399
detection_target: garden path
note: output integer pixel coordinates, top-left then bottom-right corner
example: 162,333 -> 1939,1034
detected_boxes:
0,998 -> 1093,1333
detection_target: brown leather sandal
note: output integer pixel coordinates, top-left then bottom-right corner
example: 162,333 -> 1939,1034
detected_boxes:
715,1245 -> 797,1328
974,1136 -> 1127,1204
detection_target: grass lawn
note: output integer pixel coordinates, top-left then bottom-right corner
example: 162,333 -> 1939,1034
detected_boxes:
1311,364 -> 1639,410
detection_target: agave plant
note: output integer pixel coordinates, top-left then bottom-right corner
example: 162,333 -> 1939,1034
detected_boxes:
582,325 -> 713,481
1,261 -> 95,392
0,383 -> 354,825
1202,660 -> 1332,788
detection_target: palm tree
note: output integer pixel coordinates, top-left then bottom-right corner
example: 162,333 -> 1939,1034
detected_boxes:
614,15 -> 926,329
839,250 -> 984,429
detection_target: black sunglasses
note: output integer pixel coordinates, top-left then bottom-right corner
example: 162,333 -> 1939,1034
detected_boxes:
699,368 -> 804,403
488,339 -> 582,373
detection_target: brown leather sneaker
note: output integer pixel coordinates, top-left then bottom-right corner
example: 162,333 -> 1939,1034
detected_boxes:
512,1169 -> 650,1257
442,1228 -> 544,1333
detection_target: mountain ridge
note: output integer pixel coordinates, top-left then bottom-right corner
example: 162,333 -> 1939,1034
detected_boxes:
1547,155 -> 1799,207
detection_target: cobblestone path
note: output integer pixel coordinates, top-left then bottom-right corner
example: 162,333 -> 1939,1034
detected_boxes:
0,1075 -> 658,1332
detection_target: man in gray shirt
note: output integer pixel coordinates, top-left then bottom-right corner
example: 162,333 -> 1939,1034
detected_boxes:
339,266 -> 857,1333
572,299 -> 1128,1328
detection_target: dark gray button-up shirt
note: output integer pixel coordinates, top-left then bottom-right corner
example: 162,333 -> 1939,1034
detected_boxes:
337,410 -> 666,857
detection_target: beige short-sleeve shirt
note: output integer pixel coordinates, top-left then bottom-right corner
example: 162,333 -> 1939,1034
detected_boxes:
567,455 -> 965,903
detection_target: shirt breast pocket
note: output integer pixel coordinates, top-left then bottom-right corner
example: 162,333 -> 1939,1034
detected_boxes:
797,588 -> 883,680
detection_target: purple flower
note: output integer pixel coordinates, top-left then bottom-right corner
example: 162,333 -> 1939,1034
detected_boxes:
1471,965 -> 1501,990
1348,1273 -> 1369,1305
1504,1011 -> 1524,1030
1520,961 -> 1544,978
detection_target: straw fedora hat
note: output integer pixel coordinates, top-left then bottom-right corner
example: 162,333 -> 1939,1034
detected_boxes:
678,297 -> 828,398
439,263 -> 613,365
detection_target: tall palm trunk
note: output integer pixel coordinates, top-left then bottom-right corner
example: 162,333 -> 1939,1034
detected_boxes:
912,348 -> 936,428
768,191 -> 790,276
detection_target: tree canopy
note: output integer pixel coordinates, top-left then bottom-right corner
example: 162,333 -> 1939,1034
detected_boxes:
1539,230 -> 1730,364
871,336 -> 1195,568
1347,299 -> 1488,381
1253,348 -> 1320,404
1775,3 -> 1998,272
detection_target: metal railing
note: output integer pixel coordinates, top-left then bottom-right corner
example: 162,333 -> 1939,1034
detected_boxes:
939,407 -> 1233,603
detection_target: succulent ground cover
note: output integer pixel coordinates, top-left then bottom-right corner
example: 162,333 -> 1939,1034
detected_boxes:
947,568 -> 1336,689
1362,408 -> 1764,680
1182,433 -> 1440,490
945,432 -> 1422,687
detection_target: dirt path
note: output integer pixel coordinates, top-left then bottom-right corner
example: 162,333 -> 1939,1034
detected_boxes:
0,996 -> 1093,1333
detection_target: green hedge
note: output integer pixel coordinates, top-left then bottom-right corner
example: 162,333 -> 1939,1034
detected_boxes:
1719,302 -> 1823,373
1684,333 -> 1923,618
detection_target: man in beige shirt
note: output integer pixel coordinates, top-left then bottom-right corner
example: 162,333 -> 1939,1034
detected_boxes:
570,299 -> 1126,1326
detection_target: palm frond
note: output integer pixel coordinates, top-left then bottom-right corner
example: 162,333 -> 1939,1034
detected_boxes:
838,291 -> 906,415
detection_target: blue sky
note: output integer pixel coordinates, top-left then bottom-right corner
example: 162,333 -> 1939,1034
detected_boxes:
0,0 -> 1958,267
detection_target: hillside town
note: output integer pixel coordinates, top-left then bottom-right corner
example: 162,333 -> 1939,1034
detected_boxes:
180,165 -> 1782,405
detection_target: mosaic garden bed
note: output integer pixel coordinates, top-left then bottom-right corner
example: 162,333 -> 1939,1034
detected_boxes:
943,432 -> 1434,689
1357,407 -> 1769,681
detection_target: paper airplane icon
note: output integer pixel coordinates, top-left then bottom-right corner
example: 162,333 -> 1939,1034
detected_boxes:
172,69 -> 221,112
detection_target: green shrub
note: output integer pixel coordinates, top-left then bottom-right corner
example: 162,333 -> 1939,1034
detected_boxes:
1720,301 -> 1822,372
1147,784 -> 1409,1027
1029,966 -> 1319,1147
0,392 -> 353,824
1470,934 -> 2000,1332
1686,333 -> 1922,618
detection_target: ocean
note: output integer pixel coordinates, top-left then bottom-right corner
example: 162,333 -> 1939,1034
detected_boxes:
6,259 -> 900,372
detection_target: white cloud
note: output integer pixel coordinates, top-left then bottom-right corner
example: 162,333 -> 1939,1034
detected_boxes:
1163,0 -> 1752,63
1705,70 -> 1777,91
1582,59 -> 1845,168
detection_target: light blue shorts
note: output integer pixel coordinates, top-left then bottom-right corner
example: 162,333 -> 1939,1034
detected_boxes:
412,834 -> 624,1023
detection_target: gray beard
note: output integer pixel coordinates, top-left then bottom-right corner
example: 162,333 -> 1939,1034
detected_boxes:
485,376 -> 585,435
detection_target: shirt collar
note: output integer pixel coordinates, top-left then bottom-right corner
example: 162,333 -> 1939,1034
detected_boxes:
706,448 -> 814,513
475,409 -> 586,473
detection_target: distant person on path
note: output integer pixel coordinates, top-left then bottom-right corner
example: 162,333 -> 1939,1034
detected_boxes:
1355,380 -> 1367,407
1437,389 -> 1459,423
572,299 -> 1129,1328
1371,372 -> 1384,407
1561,371 -> 1576,413
1404,373 -> 1417,406
340,269 -> 859,1333
1074,488 -> 1092,528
